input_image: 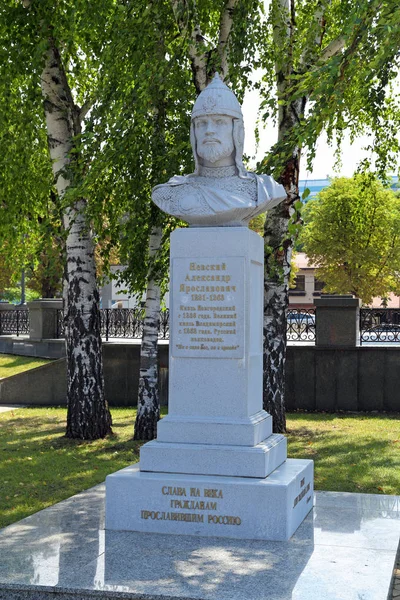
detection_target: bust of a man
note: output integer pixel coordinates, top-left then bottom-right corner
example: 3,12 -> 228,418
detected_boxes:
152,73 -> 286,227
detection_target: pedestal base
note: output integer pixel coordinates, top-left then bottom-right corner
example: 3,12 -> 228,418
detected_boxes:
140,434 -> 287,478
105,459 -> 314,541
157,410 -> 272,446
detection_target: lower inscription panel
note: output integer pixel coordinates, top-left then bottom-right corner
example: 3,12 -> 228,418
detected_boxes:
140,485 -> 242,527
105,459 -> 314,541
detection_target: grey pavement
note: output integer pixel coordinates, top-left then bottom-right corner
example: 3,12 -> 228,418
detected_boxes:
0,484 -> 399,600
0,405 -> 26,413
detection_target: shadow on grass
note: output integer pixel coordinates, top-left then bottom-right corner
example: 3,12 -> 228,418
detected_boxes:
0,407 -> 142,529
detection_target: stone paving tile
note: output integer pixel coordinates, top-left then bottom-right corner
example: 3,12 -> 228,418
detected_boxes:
391,544 -> 400,599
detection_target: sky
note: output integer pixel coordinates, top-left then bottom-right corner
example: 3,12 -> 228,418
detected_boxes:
242,0 -> 398,181
242,86 -> 374,180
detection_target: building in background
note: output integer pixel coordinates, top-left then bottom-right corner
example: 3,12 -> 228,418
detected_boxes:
100,265 -> 170,309
290,253 -> 400,309
299,176 -> 399,201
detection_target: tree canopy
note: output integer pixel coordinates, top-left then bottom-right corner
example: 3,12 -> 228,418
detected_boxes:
300,173 -> 400,304
1,0 -> 400,435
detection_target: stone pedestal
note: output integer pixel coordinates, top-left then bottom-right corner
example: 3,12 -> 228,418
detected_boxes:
0,302 -> 15,311
314,295 -> 361,347
27,299 -> 63,341
106,228 -> 313,541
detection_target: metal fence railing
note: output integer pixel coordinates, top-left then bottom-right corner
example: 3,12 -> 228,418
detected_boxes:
8,306 -> 400,345
286,308 -> 316,342
56,308 -> 170,341
0,309 -> 30,337
360,308 -> 400,344
55,307 -> 311,342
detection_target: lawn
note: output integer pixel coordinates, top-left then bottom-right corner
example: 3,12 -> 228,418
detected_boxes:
0,354 -> 52,378
0,407 -> 398,529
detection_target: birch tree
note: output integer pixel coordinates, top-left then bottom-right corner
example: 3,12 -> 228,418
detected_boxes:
258,0 -> 400,431
41,39 -> 111,439
0,0 -> 116,438
81,1 -> 192,440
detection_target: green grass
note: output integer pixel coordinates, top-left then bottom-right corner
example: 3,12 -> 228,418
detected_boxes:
287,413 -> 400,495
0,407 -> 398,529
0,354 -> 52,378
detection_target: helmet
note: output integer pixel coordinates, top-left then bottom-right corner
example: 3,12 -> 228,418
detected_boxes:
190,73 -> 248,178
191,72 -> 243,121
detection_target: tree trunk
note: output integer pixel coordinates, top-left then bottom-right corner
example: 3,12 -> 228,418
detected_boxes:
41,39 -> 112,439
263,204 -> 292,434
134,226 -> 162,441
263,97 -> 305,433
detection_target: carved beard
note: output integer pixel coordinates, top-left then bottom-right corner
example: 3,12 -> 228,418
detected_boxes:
196,137 -> 234,164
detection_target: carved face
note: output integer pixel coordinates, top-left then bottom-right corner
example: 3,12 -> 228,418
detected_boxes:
194,115 -> 235,166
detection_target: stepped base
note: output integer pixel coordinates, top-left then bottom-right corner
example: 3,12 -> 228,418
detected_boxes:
157,410 -> 272,446
105,458 -> 314,541
140,434 -> 287,478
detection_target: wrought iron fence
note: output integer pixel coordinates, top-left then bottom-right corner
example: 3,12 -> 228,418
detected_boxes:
286,308 -> 316,342
0,309 -> 30,336
159,309 -> 170,340
101,308 -> 145,340
1,306 -> 317,343
55,308 -> 170,341
360,308 -> 400,343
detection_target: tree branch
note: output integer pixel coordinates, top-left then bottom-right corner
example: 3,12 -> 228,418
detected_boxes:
78,98 -> 94,122
170,0 -> 208,92
217,0 -> 239,81
319,36 -> 346,62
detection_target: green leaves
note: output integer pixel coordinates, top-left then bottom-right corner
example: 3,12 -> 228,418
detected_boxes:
300,173 -> 400,304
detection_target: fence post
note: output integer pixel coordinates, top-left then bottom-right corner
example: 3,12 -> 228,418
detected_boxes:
27,299 -> 63,341
105,309 -> 110,342
314,295 -> 361,347
0,303 -> 15,336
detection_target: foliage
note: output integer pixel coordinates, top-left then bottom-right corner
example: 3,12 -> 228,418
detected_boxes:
249,213 -> 266,236
0,287 -> 40,305
259,0 -> 400,179
300,173 -> 400,303
80,1 -> 193,300
0,407 -> 398,528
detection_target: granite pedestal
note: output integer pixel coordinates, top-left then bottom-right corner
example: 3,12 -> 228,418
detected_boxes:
106,228 -> 313,541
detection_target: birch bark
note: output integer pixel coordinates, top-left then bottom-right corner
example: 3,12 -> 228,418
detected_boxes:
263,0 -> 338,432
41,39 -> 112,439
134,226 -> 162,440
170,0 -> 238,90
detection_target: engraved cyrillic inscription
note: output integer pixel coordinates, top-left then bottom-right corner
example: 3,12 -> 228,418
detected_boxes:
172,257 -> 244,358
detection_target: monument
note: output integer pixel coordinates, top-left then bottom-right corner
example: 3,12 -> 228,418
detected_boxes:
106,74 -> 313,541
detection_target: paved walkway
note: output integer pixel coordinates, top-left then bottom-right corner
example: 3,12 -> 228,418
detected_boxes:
0,486 -> 399,599
393,549 -> 400,599
0,405 -> 25,414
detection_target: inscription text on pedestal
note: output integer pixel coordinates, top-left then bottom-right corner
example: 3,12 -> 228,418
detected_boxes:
172,257 -> 244,358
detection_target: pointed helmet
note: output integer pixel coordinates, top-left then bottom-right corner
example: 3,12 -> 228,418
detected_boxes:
190,73 -> 247,178
191,72 -> 243,121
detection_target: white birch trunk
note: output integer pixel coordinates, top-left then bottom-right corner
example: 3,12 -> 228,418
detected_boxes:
170,0 -> 238,91
134,226 -> 162,440
263,0 -> 335,432
41,40 -> 112,439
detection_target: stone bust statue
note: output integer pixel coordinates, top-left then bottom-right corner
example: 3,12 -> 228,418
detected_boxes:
152,73 -> 286,227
